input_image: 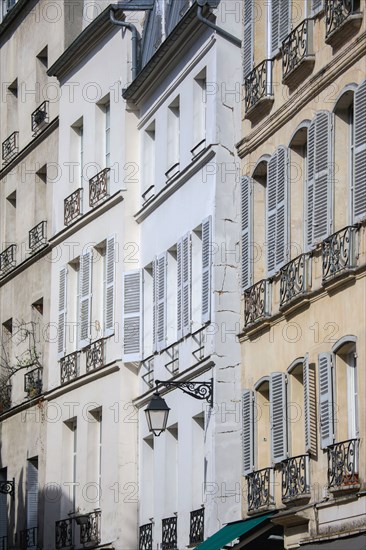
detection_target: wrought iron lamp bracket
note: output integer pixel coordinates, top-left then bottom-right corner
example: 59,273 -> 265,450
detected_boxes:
155,378 -> 213,407
0,478 -> 14,496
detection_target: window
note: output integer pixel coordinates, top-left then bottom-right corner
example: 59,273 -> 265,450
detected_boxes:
165,424 -> 178,512
64,419 -> 77,512
26,458 -> 39,537
143,121 -> 156,200
166,96 -> 180,179
269,372 -> 288,464
332,339 -> 358,442
192,69 -> 207,157
88,408 -> 103,507
192,414 -> 204,507
5,190 -> 16,244
270,0 -> 291,57
243,0 -> 254,78
122,269 -> 143,362
167,247 -> 178,346
289,124 -> 308,256
177,235 -> 191,339
0,468 -> 7,541
105,102 -> 110,169
71,119 -> 84,186
154,252 -> 167,351
141,436 -> 154,522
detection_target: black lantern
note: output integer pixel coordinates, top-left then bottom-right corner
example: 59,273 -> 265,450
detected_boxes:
144,391 -> 170,436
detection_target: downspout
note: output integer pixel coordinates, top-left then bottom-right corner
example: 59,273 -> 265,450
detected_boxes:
110,9 -> 140,81
196,0 -> 241,47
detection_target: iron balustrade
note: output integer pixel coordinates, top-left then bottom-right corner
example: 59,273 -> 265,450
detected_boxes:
29,221 -> 47,253
161,516 -> 177,550
60,352 -> 79,384
80,511 -> 101,545
139,523 -> 153,550
142,355 -> 155,388
189,508 -> 204,545
247,468 -> 274,512
2,131 -> 18,163
322,225 -> 358,282
244,279 -> 270,327
20,527 -> 37,549
0,478 -> 14,496
282,455 -> 310,501
282,19 -> 313,81
89,168 -> 110,207
0,385 -> 11,413
0,245 -> 16,277
64,188 -> 82,225
325,0 -> 358,37
244,60 -> 273,112
280,254 -> 310,307
31,101 -> 49,136
0,536 -> 7,550
55,518 -> 73,549
328,438 -> 359,488
86,339 -> 104,372
24,367 -> 42,397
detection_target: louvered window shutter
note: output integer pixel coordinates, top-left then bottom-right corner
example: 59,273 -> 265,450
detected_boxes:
153,259 -> 157,350
0,470 -> 7,538
271,0 -> 280,56
267,155 -> 277,275
303,353 -> 312,453
122,270 -> 143,362
241,177 -> 252,289
270,372 -> 288,464
314,111 -> 333,242
243,0 -> 254,78
242,389 -> 255,476
57,267 -> 67,359
276,147 -> 288,268
318,352 -> 334,449
79,252 -> 92,349
306,120 -> 316,250
354,79 -> 366,222
177,240 -> 183,340
182,233 -> 192,336
156,253 -> 167,351
311,0 -> 323,15
104,236 -> 115,337
279,0 -> 291,44
27,460 -> 38,530
202,217 -> 212,324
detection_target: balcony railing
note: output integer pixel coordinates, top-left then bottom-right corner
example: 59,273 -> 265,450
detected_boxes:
0,385 -> 11,413
328,439 -> 359,489
80,511 -> 101,545
190,508 -> 204,545
244,60 -> 273,113
247,468 -> 274,512
162,516 -> 177,550
164,343 -> 179,374
282,455 -> 310,502
55,518 -> 73,549
89,168 -> 110,207
20,527 -> 37,549
64,188 -> 83,225
0,478 -> 14,496
60,352 -> 79,385
0,244 -> 16,277
31,101 -> 49,136
244,279 -> 270,327
325,0 -> 360,40
142,355 -> 155,388
2,131 -> 18,164
29,221 -> 47,253
139,523 -> 153,550
282,19 -> 314,83
24,367 -> 43,397
0,536 -> 7,550
322,225 -> 358,282
280,253 -> 311,307
86,338 -> 104,372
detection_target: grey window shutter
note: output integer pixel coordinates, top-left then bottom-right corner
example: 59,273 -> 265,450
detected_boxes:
242,389 -> 255,476
276,146 -> 288,268
318,352 -> 334,449
271,0 -> 280,56
306,119 -> 316,250
303,353 -> 312,453
270,372 -> 288,464
202,217 -> 212,324
27,459 -> 38,530
311,0 -> 323,15
243,0 -> 254,78
354,79 -> 366,222
177,239 -> 183,340
267,154 -> 277,275
182,233 -> 192,336
57,267 -> 67,359
79,251 -> 93,349
122,269 -> 143,362
104,235 -> 115,337
153,259 -> 157,351
241,177 -> 253,289
156,252 -> 167,351
314,111 -> 333,242
279,0 -> 291,44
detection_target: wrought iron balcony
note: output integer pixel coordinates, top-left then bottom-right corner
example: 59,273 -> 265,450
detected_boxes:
31,101 -> 49,137
0,478 -> 14,495
190,508 -> 204,545
29,221 -> 47,253
80,511 -> 101,545
162,516 -> 177,550
0,536 -> 7,550
247,468 -> 274,512
244,279 -> 270,327
282,455 -> 310,502
328,439 -> 359,489
244,60 -> 273,114
64,188 -> 83,225
55,518 -> 73,549
24,367 -> 43,397
0,244 -> 16,277
86,338 -> 104,372
0,385 -> 11,413
325,0 -> 362,45
280,253 -> 311,307
282,19 -> 314,86
2,131 -> 18,164
60,352 -> 79,385
20,526 -> 37,549
322,225 -> 358,282
142,355 -> 155,388
89,167 -> 110,207
139,523 -> 153,550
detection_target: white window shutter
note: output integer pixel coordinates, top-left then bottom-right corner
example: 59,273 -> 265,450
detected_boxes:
156,253 -> 167,351
270,372 -> 288,464
241,177 -> 253,290
271,0 -> 280,56
153,259 -> 157,351
267,154 -> 277,275
314,111 -> 333,242
318,352 -> 334,449
243,0 -> 253,78
177,239 -> 183,340
182,233 -> 192,336
202,217 -> 212,324
354,79 -> 366,222
104,235 -> 115,337
27,460 -> 38,529
57,267 -> 67,359
79,251 -> 93,349
306,119 -> 316,250
122,270 -> 143,362
279,0 -> 291,44
303,353 -> 312,453
276,146 -> 288,268
242,389 -> 255,476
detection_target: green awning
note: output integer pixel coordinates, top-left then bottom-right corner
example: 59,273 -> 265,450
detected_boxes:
194,512 -> 275,550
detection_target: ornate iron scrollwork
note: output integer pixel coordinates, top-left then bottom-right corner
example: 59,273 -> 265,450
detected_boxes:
64,188 -> 83,226
155,378 -> 213,406
328,438 -> 359,488
322,225 -> 358,281
55,518 -> 73,549
86,339 -> 104,372
60,352 -> 79,384
247,468 -> 274,511
0,244 -> 16,277
161,516 -> 177,550
282,19 -> 312,80
80,511 -> 101,545
244,60 -> 272,112
0,479 -> 14,496
325,0 -> 356,38
89,168 -> 110,207
24,367 -> 43,397
280,254 -> 310,306
189,508 -> 204,545
29,221 -> 47,253
282,455 -> 310,501
244,279 -> 270,326
2,131 -> 18,163
139,523 -> 153,550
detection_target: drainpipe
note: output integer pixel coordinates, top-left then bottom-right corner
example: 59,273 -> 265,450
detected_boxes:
196,0 -> 242,47
109,9 -> 141,81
